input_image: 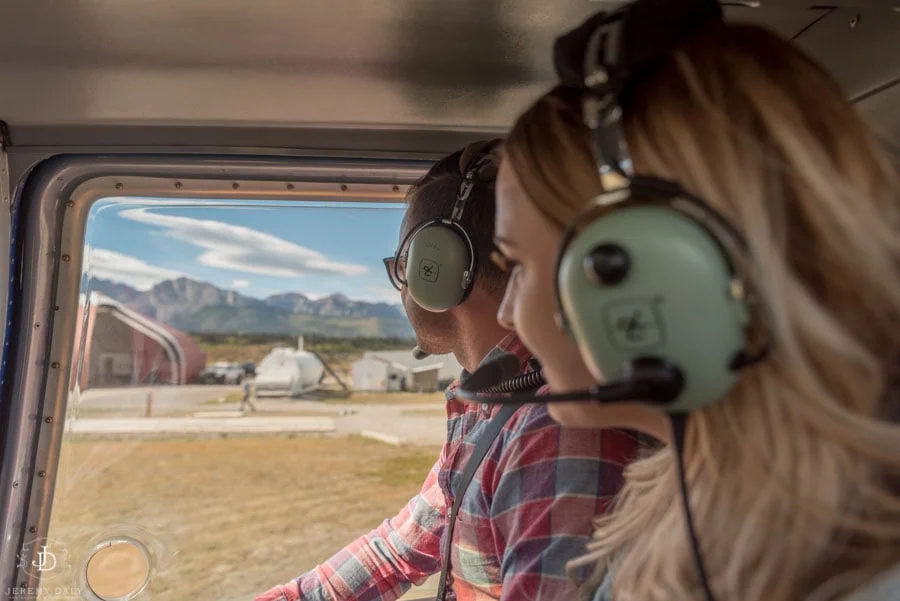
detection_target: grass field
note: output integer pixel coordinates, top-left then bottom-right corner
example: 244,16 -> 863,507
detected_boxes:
331,392 -> 446,405
400,408 -> 449,418
43,435 -> 441,601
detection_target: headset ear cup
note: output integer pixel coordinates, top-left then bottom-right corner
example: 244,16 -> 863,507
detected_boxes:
406,224 -> 474,312
558,204 -> 750,413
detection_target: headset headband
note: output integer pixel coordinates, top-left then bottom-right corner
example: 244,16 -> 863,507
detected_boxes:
554,0 -> 723,182
449,143 -> 499,225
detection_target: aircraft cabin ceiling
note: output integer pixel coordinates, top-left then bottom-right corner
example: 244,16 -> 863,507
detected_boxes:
0,0 -> 898,151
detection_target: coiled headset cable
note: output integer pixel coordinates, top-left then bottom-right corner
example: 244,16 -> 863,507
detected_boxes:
480,369 -> 546,394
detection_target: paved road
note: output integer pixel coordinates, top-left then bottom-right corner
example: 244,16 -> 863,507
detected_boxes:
70,415 -> 336,435
333,405 -> 445,446
72,386 -> 447,445
73,385 -> 240,416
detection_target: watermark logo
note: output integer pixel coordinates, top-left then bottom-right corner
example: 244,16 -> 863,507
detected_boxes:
8,586 -> 82,601
16,538 -> 72,582
34,545 -> 57,572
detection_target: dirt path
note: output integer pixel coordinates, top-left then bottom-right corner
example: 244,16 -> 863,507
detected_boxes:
68,415 -> 336,435
73,387 -> 449,445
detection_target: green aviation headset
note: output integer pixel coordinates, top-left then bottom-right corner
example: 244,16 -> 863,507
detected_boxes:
458,0 -> 769,416
391,143 -> 499,313
548,0 -> 769,415
554,178 -> 767,414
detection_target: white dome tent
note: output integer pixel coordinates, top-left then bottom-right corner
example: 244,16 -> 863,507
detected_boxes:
253,337 -> 327,398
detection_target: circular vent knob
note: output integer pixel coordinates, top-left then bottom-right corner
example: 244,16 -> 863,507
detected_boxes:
585,243 -> 630,285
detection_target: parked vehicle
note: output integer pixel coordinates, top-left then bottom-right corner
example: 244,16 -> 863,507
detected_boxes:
197,362 -> 245,385
196,367 -> 221,385
213,362 -> 244,385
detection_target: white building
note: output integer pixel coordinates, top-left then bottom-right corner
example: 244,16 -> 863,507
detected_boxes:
351,350 -> 463,392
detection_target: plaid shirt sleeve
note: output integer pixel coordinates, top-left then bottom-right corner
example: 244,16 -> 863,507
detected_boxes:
254,451 -> 448,601
484,404 -> 635,601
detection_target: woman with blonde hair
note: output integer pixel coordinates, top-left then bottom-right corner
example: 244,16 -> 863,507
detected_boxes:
477,0 -> 900,599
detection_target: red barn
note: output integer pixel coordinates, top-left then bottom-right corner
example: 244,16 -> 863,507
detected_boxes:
72,293 -> 206,389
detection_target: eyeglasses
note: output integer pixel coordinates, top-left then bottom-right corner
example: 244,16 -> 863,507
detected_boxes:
385,243 -> 511,291
383,253 -> 408,291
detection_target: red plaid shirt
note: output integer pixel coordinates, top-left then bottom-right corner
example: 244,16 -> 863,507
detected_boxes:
255,334 -> 640,601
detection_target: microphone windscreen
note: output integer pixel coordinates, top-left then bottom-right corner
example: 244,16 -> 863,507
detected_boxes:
460,355 -> 521,392
412,347 -> 430,360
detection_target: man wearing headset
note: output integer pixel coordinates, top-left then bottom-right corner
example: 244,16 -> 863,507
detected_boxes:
254,140 -> 641,601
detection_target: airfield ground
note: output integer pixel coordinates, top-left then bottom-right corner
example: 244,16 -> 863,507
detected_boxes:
41,387 -> 447,601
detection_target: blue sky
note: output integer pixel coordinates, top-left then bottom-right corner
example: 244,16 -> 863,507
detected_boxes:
82,198 -> 408,304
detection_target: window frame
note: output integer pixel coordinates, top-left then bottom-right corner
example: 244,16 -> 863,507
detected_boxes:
0,154 -> 429,593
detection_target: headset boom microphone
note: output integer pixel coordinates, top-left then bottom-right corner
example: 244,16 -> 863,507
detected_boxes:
456,355 -> 685,405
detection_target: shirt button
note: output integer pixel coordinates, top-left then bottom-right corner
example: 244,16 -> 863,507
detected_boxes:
481,403 -> 489,412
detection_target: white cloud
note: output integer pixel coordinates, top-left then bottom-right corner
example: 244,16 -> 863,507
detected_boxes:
87,248 -> 185,291
232,279 -> 251,289
356,287 -> 402,304
119,209 -> 368,278
303,292 -> 329,301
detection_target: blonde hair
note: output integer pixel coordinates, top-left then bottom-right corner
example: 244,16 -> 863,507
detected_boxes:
505,22 -> 900,601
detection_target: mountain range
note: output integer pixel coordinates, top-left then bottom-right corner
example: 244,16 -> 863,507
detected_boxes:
89,277 -> 414,339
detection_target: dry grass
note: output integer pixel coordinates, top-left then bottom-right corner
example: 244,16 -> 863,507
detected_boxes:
200,390 -> 444,407
234,410 -> 337,418
400,408 -> 448,418
331,392 -> 446,405
200,392 -> 245,405
200,343 -> 286,364
44,436 -> 441,601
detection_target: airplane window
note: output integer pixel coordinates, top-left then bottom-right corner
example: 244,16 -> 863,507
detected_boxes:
38,197 -> 452,601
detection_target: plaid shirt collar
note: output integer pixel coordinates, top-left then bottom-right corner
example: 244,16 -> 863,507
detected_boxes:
445,332 -> 538,419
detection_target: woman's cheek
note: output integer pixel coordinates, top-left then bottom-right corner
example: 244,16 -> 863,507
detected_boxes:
516,276 -> 553,361
512,276 -> 538,347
